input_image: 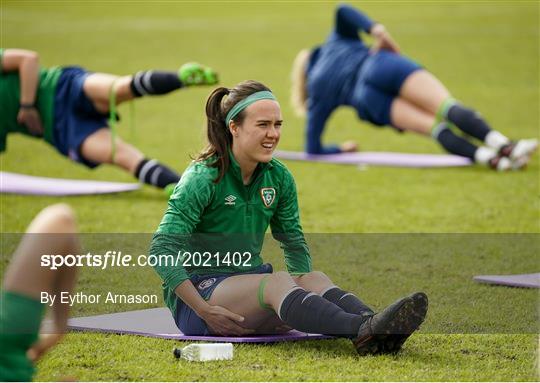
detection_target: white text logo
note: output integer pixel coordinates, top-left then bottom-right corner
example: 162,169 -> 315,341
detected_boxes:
224,195 -> 237,206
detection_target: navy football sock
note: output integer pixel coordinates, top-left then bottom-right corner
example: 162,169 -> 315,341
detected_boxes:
130,71 -> 183,97
134,158 -> 180,189
321,286 -> 374,316
444,102 -> 491,141
432,123 -> 478,160
278,288 -> 366,337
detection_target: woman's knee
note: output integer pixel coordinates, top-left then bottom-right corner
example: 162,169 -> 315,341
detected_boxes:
83,74 -> 132,113
81,130 -> 143,172
294,271 -> 333,294
267,271 -> 295,286
263,271 -> 297,305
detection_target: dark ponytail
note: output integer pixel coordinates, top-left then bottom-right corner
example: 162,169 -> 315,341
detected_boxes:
197,80 -> 272,183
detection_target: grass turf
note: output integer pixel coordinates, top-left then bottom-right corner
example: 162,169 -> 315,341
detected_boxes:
1,1 -> 539,381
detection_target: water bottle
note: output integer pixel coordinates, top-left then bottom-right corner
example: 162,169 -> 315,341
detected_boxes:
173,343 -> 233,361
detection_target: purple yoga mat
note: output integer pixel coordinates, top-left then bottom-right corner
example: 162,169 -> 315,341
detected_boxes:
66,308 -> 331,343
273,150 -> 472,168
473,273 -> 540,289
0,171 -> 140,196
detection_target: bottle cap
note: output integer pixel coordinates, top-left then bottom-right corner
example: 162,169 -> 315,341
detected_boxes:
173,347 -> 182,359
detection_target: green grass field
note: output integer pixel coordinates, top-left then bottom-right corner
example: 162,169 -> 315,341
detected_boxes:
1,1 -> 539,381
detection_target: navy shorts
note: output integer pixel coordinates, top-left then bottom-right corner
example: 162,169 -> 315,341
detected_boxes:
174,263 -> 273,336
53,66 -> 108,168
352,51 -> 422,127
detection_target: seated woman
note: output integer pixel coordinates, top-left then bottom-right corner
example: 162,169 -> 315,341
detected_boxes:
290,4 -> 537,171
149,80 -> 428,355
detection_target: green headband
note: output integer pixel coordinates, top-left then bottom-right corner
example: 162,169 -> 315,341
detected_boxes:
225,90 -> 277,126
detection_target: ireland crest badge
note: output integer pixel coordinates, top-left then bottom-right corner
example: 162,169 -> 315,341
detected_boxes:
260,188 -> 276,208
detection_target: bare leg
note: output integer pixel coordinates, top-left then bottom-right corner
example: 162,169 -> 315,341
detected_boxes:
205,269 -> 427,354
391,97 -> 487,162
207,271 -> 338,334
79,128 -> 144,173
399,70 -> 451,115
79,128 -> 181,188
390,97 -> 437,135
400,70 -> 538,168
82,68 -> 190,115
82,73 -> 134,114
207,273 -> 283,332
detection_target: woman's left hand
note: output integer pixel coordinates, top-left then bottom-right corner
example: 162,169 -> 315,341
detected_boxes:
370,24 -> 401,54
17,106 -> 44,136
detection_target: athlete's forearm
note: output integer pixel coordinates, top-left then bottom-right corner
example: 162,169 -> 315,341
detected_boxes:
174,279 -> 210,315
305,120 -> 341,154
19,54 -> 39,106
149,232 -> 191,291
2,49 -> 40,106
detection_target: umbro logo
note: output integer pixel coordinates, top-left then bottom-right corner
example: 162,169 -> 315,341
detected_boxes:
224,195 -> 237,206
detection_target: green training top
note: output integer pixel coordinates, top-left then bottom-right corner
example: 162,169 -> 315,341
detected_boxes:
0,48 -> 62,151
149,150 -> 312,315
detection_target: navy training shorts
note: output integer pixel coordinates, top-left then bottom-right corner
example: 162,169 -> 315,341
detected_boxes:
174,263 -> 274,336
352,50 -> 422,127
53,66 -> 109,168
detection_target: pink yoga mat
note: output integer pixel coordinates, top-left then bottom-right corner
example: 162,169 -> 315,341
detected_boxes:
0,171 -> 140,196
273,150 -> 472,168
66,308 -> 331,343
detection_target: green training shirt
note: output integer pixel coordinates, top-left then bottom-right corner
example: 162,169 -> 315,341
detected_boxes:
0,48 -> 62,151
150,150 -> 312,314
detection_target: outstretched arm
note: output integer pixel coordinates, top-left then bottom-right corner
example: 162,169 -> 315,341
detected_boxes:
334,4 -> 375,39
305,99 -> 341,154
334,5 -> 400,53
306,99 -> 357,154
1,49 -> 43,135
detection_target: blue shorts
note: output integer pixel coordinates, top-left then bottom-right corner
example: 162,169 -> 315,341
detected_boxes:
352,51 -> 422,127
53,66 -> 109,168
174,263 -> 274,336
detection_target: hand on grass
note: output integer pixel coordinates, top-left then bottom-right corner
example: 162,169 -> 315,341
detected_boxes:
340,140 -> 359,153
370,24 -> 400,54
201,305 -> 255,336
17,107 -> 44,136
27,333 -> 63,363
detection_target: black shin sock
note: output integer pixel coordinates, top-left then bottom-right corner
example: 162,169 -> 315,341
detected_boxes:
134,158 -> 181,188
130,71 -> 183,97
445,103 -> 491,141
432,123 -> 478,160
278,288 -> 366,337
322,287 -> 374,316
